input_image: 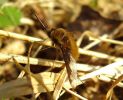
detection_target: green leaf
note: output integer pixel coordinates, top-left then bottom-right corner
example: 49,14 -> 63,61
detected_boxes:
0,0 -> 8,5
0,6 -> 22,28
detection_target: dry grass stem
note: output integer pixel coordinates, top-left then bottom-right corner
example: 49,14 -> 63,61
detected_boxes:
79,61 -> 123,81
63,87 -> 88,100
53,67 -> 67,100
0,29 -> 52,48
96,37 -> 123,46
79,48 -> 123,61
83,31 -> 123,46
106,75 -> 123,100
0,53 -> 96,71
0,30 -> 41,42
20,17 -> 34,25
83,34 -> 108,50
0,53 -> 63,67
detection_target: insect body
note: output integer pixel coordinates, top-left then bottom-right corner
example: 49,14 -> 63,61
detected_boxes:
48,28 -> 79,60
48,28 -> 79,88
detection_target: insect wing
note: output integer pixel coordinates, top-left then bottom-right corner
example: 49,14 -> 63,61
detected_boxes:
69,55 -> 78,88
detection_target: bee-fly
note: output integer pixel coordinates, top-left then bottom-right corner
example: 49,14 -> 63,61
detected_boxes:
32,6 -> 79,88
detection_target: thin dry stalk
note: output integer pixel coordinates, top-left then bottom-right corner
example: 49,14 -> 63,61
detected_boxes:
79,48 -> 123,62
83,34 -> 108,50
0,53 -> 63,67
63,87 -> 88,100
53,67 -> 67,100
91,36 -> 123,46
106,75 -> 123,100
79,61 -> 123,81
83,31 -> 123,46
0,53 -> 95,71
0,30 -> 41,42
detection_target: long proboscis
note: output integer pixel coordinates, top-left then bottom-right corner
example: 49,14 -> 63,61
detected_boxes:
32,5 -> 50,31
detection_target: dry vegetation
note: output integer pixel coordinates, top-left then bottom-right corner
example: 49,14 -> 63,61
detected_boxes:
0,0 -> 123,100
